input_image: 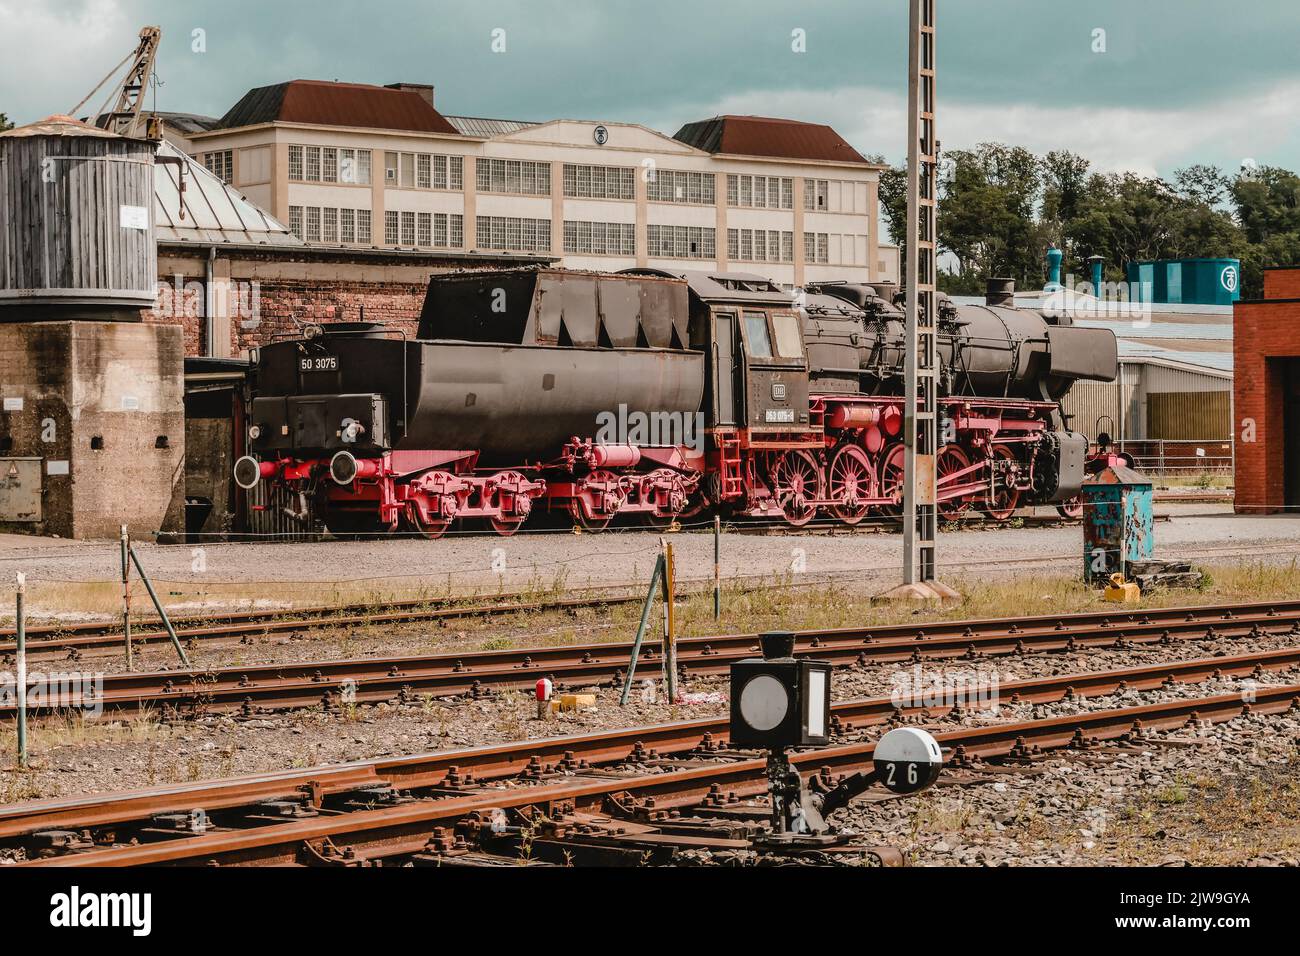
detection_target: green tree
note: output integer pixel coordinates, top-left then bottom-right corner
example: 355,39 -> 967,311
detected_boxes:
0,113 -> 13,132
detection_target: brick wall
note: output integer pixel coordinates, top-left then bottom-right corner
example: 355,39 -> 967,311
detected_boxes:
147,275 -> 427,356
1233,269 -> 1300,512
1263,268 -> 1300,300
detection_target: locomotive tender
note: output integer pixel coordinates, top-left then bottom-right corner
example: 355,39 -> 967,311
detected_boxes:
234,266 -> 1118,537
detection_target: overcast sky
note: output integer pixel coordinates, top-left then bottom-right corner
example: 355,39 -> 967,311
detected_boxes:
3,0 -> 1298,179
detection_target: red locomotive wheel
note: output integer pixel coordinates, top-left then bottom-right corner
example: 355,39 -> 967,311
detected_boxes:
569,469 -> 623,532
772,450 -> 822,528
828,444 -> 877,526
1056,496 -> 1084,519
878,444 -> 906,519
406,505 -> 451,540
983,444 -> 1021,522
487,471 -> 532,537
936,445 -> 973,521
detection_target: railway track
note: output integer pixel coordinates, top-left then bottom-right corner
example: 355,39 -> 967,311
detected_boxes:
5,598 -> 1300,717
8,648 -> 1300,866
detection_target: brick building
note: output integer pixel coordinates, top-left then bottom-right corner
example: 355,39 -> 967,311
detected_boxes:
1232,266 -> 1300,513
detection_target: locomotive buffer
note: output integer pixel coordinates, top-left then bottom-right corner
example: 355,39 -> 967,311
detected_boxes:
730,632 -> 943,848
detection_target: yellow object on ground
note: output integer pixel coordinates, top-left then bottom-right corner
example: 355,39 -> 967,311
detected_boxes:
550,693 -> 598,713
1104,573 -> 1141,603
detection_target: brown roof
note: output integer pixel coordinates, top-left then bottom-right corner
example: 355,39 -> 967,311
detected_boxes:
673,115 -> 871,166
0,114 -> 128,140
218,80 -> 459,135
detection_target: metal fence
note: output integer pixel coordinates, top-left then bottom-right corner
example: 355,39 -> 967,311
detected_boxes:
1114,438 -> 1234,477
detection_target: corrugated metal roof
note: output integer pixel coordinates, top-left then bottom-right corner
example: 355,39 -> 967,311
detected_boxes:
153,141 -> 302,247
1116,340 -> 1234,373
218,80 -> 460,135
445,115 -> 538,138
0,113 -> 130,140
673,115 -> 872,165
1074,319 -> 1232,341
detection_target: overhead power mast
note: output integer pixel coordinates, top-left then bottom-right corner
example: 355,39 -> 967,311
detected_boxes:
887,0 -> 956,602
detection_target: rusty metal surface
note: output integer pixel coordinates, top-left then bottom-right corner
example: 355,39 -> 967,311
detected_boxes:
217,80 -> 459,134
673,115 -> 873,166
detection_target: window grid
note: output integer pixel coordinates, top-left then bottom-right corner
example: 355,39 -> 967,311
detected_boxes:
563,163 -> 634,200
563,220 -> 636,256
727,174 -> 794,209
204,150 -> 233,184
647,224 -> 715,260
476,159 -> 551,195
474,216 -> 551,252
385,210 -> 399,245
321,148 -> 338,184
728,229 -> 793,263
322,207 -> 338,243
288,206 -> 303,240
305,206 -> 321,243
646,169 -> 715,204
288,146 -> 303,181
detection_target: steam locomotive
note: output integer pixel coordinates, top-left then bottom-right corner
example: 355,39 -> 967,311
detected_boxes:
233,267 -> 1118,537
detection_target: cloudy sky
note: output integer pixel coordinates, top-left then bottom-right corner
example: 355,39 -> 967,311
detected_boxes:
3,0 -> 1298,179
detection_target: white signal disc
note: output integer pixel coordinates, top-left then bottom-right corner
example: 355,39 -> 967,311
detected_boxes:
739,674 -> 789,731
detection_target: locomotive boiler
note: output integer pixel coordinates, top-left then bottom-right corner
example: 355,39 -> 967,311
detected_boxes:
235,266 -> 1117,537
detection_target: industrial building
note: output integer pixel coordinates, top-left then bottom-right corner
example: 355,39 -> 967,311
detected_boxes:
165,79 -> 897,290
1232,266 -> 1300,513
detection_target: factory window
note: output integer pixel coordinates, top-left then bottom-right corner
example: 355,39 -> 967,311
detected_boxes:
646,169 -> 715,204
288,145 -> 304,181
305,146 -> 321,182
817,233 -> 829,263
288,205 -> 303,239
204,150 -> 233,184
474,216 -> 551,252
321,148 -> 338,184
340,208 -> 355,244
417,212 -> 432,247
305,206 -> 321,243
647,224 -> 715,260
417,154 -> 431,189
729,228 -> 793,263
400,210 -> 416,246
728,175 -> 793,209
338,148 -> 371,185
322,207 -> 338,243
803,179 -> 829,210
740,229 -> 753,260
384,210 -> 399,244
562,163 -> 634,200
450,155 -> 463,190
357,209 -> 372,244
781,231 -> 793,262
400,154 -> 415,189
448,213 -> 463,247
477,159 -> 551,196
564,220 -> 635,256
727,228 -> 739,259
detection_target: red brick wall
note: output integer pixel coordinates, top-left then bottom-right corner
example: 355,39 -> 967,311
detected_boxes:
1233,295 -> 1300,513
1263,268 -> 1300,299
146,277 -> 427,356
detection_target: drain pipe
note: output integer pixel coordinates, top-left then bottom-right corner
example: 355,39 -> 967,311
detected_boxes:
205,245 -> 217,357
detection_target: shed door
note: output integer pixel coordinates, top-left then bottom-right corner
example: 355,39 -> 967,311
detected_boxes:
713,312 -> 737,426
1286,359 -> 1300,507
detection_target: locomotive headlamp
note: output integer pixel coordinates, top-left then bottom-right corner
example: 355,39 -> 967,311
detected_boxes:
248,424 -> 262,441
729,631 -> 831,749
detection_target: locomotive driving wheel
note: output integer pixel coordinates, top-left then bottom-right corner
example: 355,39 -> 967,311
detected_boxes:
771,450 -> 822,528
983,445 -> 1022,522
936,445 -> 973,521
828,445 -> 877,526
487,471 -> 532,537
878,444 -> 906,519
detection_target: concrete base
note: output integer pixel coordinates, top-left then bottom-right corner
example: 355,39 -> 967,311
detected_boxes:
0,320 -> 185,540
872,580 -> 963,605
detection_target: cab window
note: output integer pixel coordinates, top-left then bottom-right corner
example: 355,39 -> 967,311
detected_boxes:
771,311 -> 804,359
744,312 -> 772,359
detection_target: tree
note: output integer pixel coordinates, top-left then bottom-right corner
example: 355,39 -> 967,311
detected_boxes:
0,113 -> 13,132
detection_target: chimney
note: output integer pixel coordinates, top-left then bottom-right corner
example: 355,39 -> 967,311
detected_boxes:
985,277 -> 1015,307
1045,247 -> 1063,291
1087,255 -> 1105,298
385,83 -> 434,108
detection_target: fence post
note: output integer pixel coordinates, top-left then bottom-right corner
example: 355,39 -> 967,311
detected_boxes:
713,515 -> 721,621
619,554 -> 664,706
660,538 -> 677,703
15,572 -> 27,769
120,525 -> 133,669
128,545 -> 191,667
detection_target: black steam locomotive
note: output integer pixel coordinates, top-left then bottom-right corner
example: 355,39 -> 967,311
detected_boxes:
234,267 -> 1117,536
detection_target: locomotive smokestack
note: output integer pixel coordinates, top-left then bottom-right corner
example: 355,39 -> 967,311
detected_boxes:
985,277 -> 1015,307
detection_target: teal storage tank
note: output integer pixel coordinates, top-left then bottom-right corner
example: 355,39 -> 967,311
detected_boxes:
1126,258 -> 1240,305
